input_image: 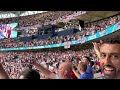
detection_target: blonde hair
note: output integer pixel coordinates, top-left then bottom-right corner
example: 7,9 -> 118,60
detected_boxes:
78,62 -> 87,72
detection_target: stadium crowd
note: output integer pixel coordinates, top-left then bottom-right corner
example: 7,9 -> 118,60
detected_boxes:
0,13 -> 120,48
0,11 -> 120,79
0,48 -> 100,79
0,11 -> 77,28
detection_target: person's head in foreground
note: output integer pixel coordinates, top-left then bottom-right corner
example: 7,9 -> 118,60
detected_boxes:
78,62 -> 93,79
78,62 -> 87,74
58,62 -> 72,79
32,60 -> 74,79
19,69 -> 40,79
99,36 -> 120,79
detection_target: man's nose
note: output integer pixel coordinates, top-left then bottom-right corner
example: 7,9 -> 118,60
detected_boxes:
103,56 -> 112,65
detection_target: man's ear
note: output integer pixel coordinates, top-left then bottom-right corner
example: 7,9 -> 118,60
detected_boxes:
79,68 -> 81,72
64,70 -> 67,75
100,40 -> 103,44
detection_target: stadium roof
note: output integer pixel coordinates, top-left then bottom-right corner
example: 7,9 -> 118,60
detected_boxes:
76,11 -> 120,23
0,11 -> 119,23
0,11 -> 47,19
0,11 -> 25,15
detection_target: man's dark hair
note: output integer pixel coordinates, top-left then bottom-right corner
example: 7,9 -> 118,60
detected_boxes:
102,35 -> 120,44
83,56 -> 91,62
28,65 -> 33,69
90,61 -> 94,67
56,63 -> 59,68
21,69 -> 40,79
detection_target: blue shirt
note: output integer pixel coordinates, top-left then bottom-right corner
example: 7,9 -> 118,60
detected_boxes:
79,72 -> 92,79
86,66 -> 94,79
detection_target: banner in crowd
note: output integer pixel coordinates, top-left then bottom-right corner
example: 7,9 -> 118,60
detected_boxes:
64,41 -> 70,49
85,21 -> 120,42
18,25 -> 39,31
0,21 -> 120,51
0,23 -> 18,39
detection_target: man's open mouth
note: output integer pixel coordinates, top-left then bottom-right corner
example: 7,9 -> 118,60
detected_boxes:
103,66 -> 115,75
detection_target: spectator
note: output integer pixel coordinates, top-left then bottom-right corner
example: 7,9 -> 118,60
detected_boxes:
89,61 -> 94,67
81,56 -> 94,79
19,69 -> 40,79
72,62 -> 92,79
93,35 -> 120,79
32,61 -> 73,79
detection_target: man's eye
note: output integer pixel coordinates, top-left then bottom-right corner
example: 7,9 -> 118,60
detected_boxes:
100,54 -> 106,59
111,55 -> 119,59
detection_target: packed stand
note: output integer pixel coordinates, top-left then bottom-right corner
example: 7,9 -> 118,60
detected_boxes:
0,48 -> 100,79
0,13 -> 120,49
0,11 -> 75,28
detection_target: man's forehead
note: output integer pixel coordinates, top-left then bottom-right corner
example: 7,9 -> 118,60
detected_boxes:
100,43 -> 120,48
82,57 -> 87,60
59,62 -> 71,68
100,44 -> 120,53
59,63 -> 66,68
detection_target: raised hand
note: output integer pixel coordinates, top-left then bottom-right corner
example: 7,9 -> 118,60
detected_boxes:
92,40 -> 103,58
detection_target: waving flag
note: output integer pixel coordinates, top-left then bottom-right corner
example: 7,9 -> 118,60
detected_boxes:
0,23 -> 18,39
64,41 -> 70,49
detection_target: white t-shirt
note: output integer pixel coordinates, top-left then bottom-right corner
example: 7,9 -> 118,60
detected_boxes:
55,74 -> 61,79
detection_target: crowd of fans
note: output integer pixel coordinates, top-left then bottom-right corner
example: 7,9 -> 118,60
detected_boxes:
0,12 -> 120,79
0,11 -> 77,28
16,11 -> 85,36
0,13 -> 120,48
0,48 -> 100,79
17,13 -> 120,37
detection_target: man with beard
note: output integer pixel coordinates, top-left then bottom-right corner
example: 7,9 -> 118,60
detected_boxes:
93,36 -> 120,79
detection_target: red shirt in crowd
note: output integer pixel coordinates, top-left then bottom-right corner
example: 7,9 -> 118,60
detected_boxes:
97,60 -> 101,67
7,29 -> 11,38
70,71 -> 77,79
